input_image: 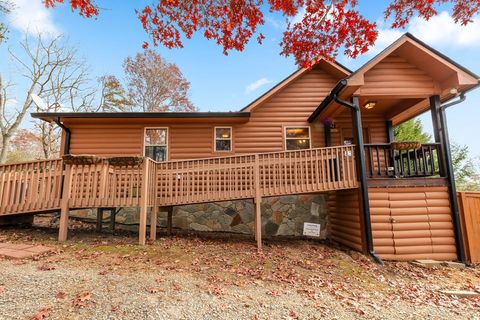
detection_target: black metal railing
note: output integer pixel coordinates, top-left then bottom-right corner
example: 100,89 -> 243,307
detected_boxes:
364,143 -> 441,178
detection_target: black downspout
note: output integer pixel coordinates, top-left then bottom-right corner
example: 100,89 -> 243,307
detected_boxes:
333,94 -> 384,265
54,117 -> 71,155
430,94 -> 467,264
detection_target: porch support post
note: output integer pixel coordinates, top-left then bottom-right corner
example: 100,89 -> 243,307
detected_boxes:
109,208 -> 116,232
325,125 -> 332,147
386,120 -> 394,143
96,208 -> 104,233
430,95 -> 466,263
150,205 -> 158,240
139,160 -> 149,245
351,96 -> 382,264
159,205 -> 174,236
166,207 -> 173,235
430,96 -> 447,176
58,164 -> 72,242
254,154 -> 262,251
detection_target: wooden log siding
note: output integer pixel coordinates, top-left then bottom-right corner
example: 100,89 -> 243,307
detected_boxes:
328,189 -> 364,251
369,187 -> 457,261
0,145 -> 358,217
62,68 -> 340,158
359,54 -> 437,97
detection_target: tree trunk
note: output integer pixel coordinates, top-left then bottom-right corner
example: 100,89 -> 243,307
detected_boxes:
0,134 -> 10,163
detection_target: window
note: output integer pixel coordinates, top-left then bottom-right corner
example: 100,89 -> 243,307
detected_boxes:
214,127 -> 232,152
144,128 -> 168,162
285,127 -> 311,150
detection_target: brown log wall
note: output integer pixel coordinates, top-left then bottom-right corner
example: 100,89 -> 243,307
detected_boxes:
369,186 -> 457,261
359,54 -> 437,97
328,189 -> 364,252
64,68 -> 341,159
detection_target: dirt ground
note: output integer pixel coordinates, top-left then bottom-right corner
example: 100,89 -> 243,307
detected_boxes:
0,218 -> 480,320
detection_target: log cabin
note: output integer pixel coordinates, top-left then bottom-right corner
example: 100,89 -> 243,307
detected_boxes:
2,33 -> 479,263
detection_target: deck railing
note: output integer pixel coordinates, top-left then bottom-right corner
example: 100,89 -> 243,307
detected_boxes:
364,143 -> 441,178
0,145 -> 358,216
156,145 -> 358,206
0,159 -> 63,215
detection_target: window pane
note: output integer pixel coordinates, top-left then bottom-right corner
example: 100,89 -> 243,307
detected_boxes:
215,128 -> 231,139
286,127 -> 309,139
145,129 -> 167,146
145,146 -> 167,162
286,139 -> 310,150
216,140 -> 231,151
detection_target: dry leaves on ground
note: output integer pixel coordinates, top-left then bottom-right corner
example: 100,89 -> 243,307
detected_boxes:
73,291 -> 92,308
31,308 -> 50,320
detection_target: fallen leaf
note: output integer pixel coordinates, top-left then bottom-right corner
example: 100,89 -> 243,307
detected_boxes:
73,291 -> 92,308
37,264 -> 56,271
56,291 -> 66,299
207,284 -> 226,296
266,290 -> 281,297
31,308 -> 50,320
289,309 -> 299,319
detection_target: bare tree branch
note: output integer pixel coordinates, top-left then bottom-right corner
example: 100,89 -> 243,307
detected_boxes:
0,33 -> 96,163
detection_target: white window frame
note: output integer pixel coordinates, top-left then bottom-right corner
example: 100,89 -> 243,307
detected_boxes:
214,126 -> 233,152
284,126 -> 312,151
143,127 -> 169,161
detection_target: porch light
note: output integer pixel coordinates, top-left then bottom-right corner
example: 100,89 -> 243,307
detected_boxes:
363,101 -> 376,110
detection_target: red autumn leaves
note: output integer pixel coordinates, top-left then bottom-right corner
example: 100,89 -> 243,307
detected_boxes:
43,0 -> 480,67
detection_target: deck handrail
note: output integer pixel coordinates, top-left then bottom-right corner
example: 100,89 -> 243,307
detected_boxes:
0,145 -> 359,246
0,145 -> 359,217
364,143 -> 441,178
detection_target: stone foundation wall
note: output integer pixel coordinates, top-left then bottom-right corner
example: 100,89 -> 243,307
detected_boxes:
70,193 -> 329,238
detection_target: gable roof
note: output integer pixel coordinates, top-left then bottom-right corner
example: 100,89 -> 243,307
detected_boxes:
308,33 -> 480,124
240,58 -> 352,112
347,32 -> 479,86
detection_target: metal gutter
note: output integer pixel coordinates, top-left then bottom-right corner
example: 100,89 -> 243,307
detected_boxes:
307,79 -> 348,123
54,117 -> 71,155
32,111 -> 251,121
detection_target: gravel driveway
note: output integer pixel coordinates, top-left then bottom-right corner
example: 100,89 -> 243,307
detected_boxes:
0,224 -> 479,320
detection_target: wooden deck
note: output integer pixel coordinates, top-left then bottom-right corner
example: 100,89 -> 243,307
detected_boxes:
0,145 -> 358,248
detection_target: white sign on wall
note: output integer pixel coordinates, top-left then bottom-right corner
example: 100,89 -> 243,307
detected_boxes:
303,222 -> 321,237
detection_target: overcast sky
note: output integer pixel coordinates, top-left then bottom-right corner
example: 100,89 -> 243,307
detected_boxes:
1,0 -> 479,156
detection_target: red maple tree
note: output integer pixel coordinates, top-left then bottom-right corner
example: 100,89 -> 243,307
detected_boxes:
44,0 -> 480,67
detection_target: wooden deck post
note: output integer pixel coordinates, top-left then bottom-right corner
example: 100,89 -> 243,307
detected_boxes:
139,160 -> 149,245
254,154 -> 262,251
96,208 -> 104,232
166,206 -> 173,235
58,164 -> 72,242
150,205 -> 158,240
109,208 -> 116,232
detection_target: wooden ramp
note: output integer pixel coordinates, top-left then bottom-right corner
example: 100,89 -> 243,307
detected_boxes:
0,145 -> 358,248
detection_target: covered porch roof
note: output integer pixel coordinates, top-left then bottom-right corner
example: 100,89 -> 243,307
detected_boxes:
309,33 -> 480,125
